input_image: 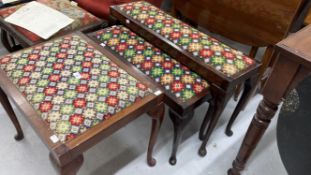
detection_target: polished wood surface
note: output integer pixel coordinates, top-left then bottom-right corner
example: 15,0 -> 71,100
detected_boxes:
0,32 -> 165,174
172,0 -> 303,46
228,25 -> 311,175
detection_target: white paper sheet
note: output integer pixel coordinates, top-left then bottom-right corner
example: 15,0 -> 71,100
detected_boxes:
2,0 -> 19,4
4,1 -> 74,39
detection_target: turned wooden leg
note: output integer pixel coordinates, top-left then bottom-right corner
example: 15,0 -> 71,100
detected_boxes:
198,97 -> 226,157
225,75 -> 258,136
168,109 -> 194,165
228,98 -> 278,175
146,102 -> 165,167
0,87 -> 24,140
50,153 -> 84,175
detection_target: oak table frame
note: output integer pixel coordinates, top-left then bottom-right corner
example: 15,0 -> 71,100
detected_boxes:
109,2 -> 261,162
0,0 -> 106,52
228,25 -> 311,175
0,32 -> 165,175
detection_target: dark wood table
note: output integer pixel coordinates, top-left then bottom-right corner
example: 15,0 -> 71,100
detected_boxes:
0,0 -> 105,52
228,25 -> 311,175
0,32 -> 165,175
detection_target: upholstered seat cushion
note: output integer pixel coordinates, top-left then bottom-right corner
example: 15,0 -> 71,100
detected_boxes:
75,0 -> 163,19
0,0 -> 100,42
94,25 -> 209,101
0,34 -> 150,142
116,1 -> 256,77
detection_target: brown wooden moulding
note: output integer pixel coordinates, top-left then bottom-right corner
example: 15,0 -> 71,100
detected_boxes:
0,32 -> 165,175
228,25 -> 311,175
110,2 -> 261,162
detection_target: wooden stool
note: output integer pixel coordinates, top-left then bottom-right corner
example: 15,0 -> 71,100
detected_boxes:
0,33 -> 164,174
109,1 -> 260,162
0,0 -> 104,52
89,25 -> 210,165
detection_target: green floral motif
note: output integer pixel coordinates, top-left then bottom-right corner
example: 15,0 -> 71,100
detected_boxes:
61,105 -> 74,115
153,22 -> 164,29
42,68 -> 53,74
47,57 -> 56,63
182,90 -> 195,100
234,60 -> 246,70
32,93 -> 44,103
143,49 -> 154,57
102,33 -> 113,40
95,103 -> 108,113
179,37 -> 192,45
127,86 -> 138,95
172,68 -> 183,76
12,70 -> 23,78
56,121 -> 71,134
151,67 -> 163,77
211,56 -> 225,65
68,77 -> 80,85
99,75 -> 110,83
36,80 -> 49,87
64,90 -> 77,99
17,58 -> 28,65
124,49 -> 136,57
97,88 -> 109,96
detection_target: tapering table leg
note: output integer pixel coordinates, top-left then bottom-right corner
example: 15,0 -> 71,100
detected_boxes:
147,102 -> 165,166
0,87 -> 24,140
228,98 -> 278,175
168,109 -> 194,165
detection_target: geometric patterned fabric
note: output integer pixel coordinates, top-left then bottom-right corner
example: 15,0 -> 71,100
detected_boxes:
117,1 -> 256,77
0,0 -> 100,42
0,35 -> 150,142
95,25 -> 209,101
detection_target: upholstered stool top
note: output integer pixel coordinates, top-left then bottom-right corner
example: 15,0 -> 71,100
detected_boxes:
114,1 -> 256,77
94,25 -> 209,102
0,0 -> 100,42
0,34 -> 150,142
